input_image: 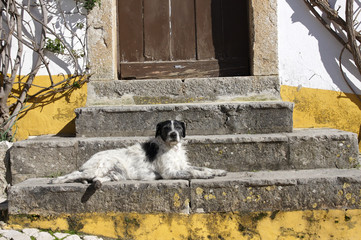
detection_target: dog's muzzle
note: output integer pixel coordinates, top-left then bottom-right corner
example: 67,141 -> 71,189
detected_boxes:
168,131 -> 180,143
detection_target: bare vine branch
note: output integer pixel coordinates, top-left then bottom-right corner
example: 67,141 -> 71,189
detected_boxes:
345,0 -> 361,76
0,0 -> 95,141
304,0 -> 361,90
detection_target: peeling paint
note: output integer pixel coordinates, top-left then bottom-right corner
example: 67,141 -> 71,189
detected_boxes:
266,185 -> 276,191
8,209 -> 361,239
281,85 -> 361,151
338,190 -> 344,196
196,187 -> 204,196
204,194 -> 216,200
173,193 -> 181,208
346,193 -> 352,201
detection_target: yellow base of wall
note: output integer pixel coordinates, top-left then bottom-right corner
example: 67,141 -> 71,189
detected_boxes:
8,209 -> 361,239
281,85 -> 361,151
9,76 -> 87,141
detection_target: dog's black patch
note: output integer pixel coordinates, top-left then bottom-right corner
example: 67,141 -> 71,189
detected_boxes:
142,141 -> 159,162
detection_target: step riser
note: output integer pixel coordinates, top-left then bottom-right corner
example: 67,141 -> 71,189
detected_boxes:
8,169 -> 361,215
9,178 -> 190,214
10,129 -> 359,184
75,102 -> 294,137
87,76 -> 280,106
191,169 -> 361,213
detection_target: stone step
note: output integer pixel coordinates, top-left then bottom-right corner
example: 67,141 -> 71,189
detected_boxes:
8,168 -> 361,215
75,101 -> 293,137
10,129 -> 359,184
87,76 -> 281,106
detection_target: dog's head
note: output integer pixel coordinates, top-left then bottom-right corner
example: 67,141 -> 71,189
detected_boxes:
156,120 -> 186,145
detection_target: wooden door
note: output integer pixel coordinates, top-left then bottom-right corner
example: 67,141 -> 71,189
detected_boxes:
118,0 -> 249,79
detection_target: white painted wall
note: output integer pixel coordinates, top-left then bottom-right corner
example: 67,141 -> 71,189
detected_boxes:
278,0 -> 361,95
9,0 -> 86,76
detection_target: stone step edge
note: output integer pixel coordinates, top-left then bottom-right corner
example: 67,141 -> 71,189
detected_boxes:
77,100 -> 293,112
86,76 -> 281,106
10,128 -> 359,184
16,128 -> 356,144
75,101 -> 294,137
8,168 -> 361,215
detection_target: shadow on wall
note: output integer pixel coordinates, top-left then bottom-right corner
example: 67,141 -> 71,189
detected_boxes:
286,0 -> 361,96
11,77 -> 87,140
285,0 -> 361,145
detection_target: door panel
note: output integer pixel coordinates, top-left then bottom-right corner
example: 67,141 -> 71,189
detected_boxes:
170,0 -> 196,60
144,0 -> 171,61
118,0 -> 249,79
196,0 -> 218,60
222,0 -> 248,59
118,0 -> 143,62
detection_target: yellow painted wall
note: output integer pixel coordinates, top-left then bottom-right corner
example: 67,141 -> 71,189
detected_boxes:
8,209 -> 361,239
8,75 -> 87,141
281,85 -> 361,151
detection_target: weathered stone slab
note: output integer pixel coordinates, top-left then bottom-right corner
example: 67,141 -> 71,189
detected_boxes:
87,76 -> 280,106
75,101 -> 293,137
8,178 -> 190,215
187,134 -> 289,172
10,129 -> 359,184
0,141 -> 11,198
187,129 -> 358,171
10,137 -> 79,184
287,129 -> 360,169
190,169 -> 361,213
70,129 -> 361,171
8,169 -> 361,215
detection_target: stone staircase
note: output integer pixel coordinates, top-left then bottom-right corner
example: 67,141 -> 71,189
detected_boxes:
6,77 -> 361,238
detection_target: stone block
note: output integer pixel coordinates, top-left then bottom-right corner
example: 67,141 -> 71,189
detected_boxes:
10,136 -> 79,184
190,169 -> 361,213
186,134 -> 289,172
8,178 -> 190,215
249,0 -> 278,75
287,129 -> 360,169
86,76 -> 281,106
8,169 -> 361,215
0,141 -> 11,198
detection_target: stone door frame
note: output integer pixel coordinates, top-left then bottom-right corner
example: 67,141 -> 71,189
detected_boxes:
87,0 -> 278,81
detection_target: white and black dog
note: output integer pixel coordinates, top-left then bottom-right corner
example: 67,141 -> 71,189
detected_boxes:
51,120 -> 227,189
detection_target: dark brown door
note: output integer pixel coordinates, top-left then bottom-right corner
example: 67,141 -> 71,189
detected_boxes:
118,0 -> 249,79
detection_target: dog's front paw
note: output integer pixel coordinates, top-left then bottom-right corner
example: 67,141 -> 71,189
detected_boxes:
199,174 -> 215,179
49,178 -> 60,184
214,169 -> 227,177
93,180 -> 102,190
194,170 -> 215,179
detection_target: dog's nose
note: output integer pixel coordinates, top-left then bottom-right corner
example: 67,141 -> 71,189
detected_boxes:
169,132 -> 178,139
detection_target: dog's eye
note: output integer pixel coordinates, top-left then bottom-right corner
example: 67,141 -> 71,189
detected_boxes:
163,126 -> 171,131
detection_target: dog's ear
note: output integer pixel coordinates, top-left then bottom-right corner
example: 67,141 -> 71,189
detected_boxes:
178,121 -> 186,138
156,121 -> 165,137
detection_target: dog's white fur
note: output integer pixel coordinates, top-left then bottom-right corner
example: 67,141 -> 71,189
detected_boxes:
51,120 -> 227,188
